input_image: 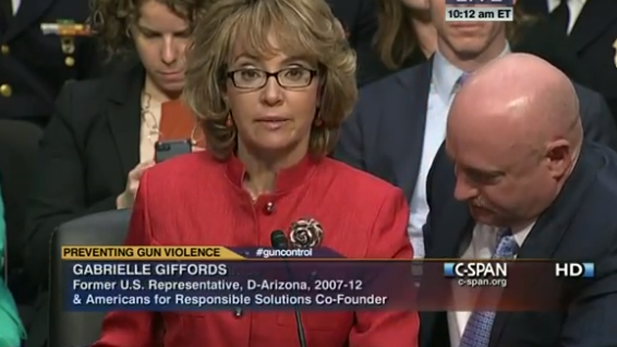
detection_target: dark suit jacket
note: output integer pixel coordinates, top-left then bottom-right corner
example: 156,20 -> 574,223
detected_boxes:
518,0 -> 617,117
25,60 -> 144,289
325,0 -> 377,88
421,141 -> 617,347
326,0 -> 376,50
0,0 -> 101,125
333,58 -> 617,202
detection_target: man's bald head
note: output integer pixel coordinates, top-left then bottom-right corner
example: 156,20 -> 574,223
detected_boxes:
450,53 -> 582,152
446,53 -> 581,228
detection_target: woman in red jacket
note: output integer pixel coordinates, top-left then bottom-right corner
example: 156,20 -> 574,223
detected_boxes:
93,0 -> 419,346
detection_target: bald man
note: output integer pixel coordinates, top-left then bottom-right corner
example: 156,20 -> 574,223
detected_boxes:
420,53 -> 617,347
335,0 -> 617,261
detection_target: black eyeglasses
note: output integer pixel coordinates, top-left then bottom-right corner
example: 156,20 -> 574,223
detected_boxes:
227,67 -> 317,90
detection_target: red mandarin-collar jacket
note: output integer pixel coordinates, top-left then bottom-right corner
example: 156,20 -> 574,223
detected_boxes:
93,152 -> 419,347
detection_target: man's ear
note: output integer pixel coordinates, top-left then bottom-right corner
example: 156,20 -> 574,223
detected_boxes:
545,139 -> 573,180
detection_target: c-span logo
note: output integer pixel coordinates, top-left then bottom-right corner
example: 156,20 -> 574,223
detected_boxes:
444,262 -> 507,277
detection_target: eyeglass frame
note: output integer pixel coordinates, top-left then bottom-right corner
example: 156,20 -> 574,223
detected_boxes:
226,67 -> 318,90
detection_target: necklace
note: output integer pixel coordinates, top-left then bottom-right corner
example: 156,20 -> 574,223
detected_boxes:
141,92 -> 161,144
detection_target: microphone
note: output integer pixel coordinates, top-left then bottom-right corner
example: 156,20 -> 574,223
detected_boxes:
270,230 -> 289,249
270,230 -> 307,347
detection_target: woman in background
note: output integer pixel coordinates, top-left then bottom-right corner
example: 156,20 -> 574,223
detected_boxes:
24,1 -> 206,345
94,0 -> 419,346
356,0 -> 434,86
25,0 -> 207,293
0,183 -> 26,347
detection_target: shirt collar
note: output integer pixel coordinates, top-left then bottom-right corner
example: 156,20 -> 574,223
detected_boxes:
432,42 -> 512,103
510,221 -> 534,247
548,0 -> 587,12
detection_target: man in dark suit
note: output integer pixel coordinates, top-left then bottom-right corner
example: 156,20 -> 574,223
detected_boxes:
421,52 -> 617,347
0,0 -> 100,127
334,0 -> 617,259
517,0 -> 617,117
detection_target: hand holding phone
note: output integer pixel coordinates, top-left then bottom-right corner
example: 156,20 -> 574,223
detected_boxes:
116,161 -> 155,209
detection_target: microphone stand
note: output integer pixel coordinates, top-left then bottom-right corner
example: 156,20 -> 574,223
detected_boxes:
270,230 -> 308,347
286,264 -> 307,347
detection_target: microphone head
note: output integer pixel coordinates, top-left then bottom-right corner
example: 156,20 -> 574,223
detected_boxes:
270,230 -> 289,249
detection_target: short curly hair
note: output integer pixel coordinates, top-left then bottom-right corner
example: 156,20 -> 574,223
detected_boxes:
183,0 -> 358,160
90,0 -> 204,57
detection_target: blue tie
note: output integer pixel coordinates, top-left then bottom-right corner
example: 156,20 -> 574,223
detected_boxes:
459,229 -> 519,347
452,73 -> 470,95
458,73 -> 470,86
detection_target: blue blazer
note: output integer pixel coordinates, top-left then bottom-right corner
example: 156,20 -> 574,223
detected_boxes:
0,183 -> 25,347
334,59 -> 617,202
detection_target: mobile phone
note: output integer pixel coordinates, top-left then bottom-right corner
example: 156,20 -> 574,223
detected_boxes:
155,139 -> 192,163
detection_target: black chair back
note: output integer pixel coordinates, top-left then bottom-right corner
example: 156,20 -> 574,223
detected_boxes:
49,209 -> 131,347
0,119 -> 43,282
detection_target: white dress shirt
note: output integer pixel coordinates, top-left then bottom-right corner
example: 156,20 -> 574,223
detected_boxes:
547,0 -> 588,34
407,52 -> 463,259
11,0 -> 21,14
407,45 -> 511,259
447,222 -> 534,347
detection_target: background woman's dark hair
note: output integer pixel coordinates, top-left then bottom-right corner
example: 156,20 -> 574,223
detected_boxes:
90,0 -> 203,58
374,0 -> 538,70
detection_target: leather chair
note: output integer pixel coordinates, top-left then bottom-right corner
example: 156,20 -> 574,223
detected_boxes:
49,209 -> 131,347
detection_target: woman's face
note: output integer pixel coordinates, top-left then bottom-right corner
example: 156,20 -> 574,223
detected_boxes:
401,0 -> 430,10
224,34 -> 320,157
132,0 -> 190,96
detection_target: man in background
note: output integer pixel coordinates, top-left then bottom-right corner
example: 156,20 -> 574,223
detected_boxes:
334,0 -> 617,259
0,0 -> 101,127
421,53 -> 617,347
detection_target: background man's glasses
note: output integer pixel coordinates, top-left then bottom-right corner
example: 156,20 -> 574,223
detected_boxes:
227,67 -> 317,90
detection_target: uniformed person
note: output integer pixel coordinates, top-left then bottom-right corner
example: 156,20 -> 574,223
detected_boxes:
0,0 -> 101,127
0,0 -> 101,345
